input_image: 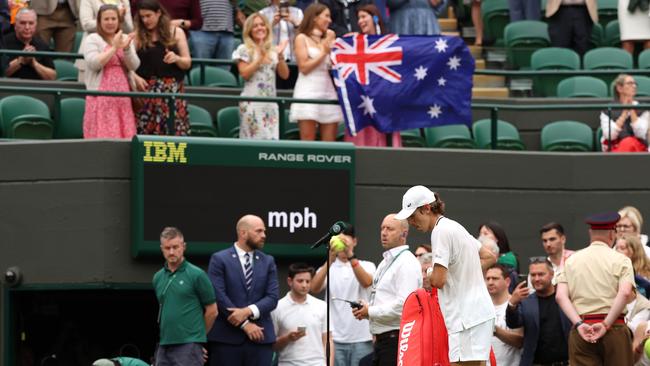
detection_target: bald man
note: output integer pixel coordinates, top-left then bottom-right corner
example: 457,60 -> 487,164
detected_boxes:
352,213 -> 422,366
207,215 -> 280,366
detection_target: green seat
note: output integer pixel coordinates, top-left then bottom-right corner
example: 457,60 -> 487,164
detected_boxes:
504,20 -> 550,69
583,47 -> 632,86
472,119 -> 525,150
0,95 -> 54,139
638,49 -> 650,69
216,106 -> 240,137
189,66 -> 238,87
55,98 -> 84,139
556,76 -> 608,98
282,109 -> 301,140
482,0 -> 509,45
598,0 -> 618,27
530,47 -> 580,97
188,104 -> 217,137
424,124 -> 475,148
400,129 -> 425,147
73,31 -> 83,53
541,120 -> 594,151
53,59 -> 79,81
604,21 -> 621,47
591,23 -> 604,48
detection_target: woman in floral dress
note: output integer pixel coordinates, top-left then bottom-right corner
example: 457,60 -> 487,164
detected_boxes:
132,0 -> 192,136
233,13 -> 289,139
82,4 -> 140,138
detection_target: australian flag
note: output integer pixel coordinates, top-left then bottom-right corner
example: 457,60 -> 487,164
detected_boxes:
331,34 -> 474,135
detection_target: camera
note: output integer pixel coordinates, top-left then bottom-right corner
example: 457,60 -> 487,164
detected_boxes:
5,266 -> 23,287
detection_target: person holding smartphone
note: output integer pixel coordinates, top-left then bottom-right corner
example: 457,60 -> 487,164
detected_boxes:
506,257 -> 571,366
271,263 -> 332,366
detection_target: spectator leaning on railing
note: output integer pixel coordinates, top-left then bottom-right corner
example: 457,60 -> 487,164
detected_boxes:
82,4 -> 140,139
2,8 -> 56,80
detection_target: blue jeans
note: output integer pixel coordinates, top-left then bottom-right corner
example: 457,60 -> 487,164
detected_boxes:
190,30 -> 234,64
334,341 -> 373,366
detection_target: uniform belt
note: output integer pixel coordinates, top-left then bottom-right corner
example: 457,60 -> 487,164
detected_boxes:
375,329 -> 399,341
581,314 -> 625,325
533,361 -> 569,366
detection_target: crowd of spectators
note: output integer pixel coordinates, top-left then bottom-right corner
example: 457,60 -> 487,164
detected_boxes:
1,0 -> 650,149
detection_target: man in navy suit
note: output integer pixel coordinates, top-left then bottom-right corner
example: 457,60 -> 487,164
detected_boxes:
505,257 -> 571,366
207,214 -> 279,366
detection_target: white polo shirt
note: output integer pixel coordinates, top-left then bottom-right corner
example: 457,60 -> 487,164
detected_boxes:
431,217 -> 496,333
271,293 -> 329,366
318,258 -> 376,343
368,245 -> 422,335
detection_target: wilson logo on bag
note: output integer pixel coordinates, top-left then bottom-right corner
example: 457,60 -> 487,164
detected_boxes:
397,288 -> 450,366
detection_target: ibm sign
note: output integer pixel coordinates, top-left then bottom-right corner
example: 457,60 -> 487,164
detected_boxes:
131,136 -> 355,258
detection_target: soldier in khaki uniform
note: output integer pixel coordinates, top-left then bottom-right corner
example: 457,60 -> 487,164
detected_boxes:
555,212 -> 636,366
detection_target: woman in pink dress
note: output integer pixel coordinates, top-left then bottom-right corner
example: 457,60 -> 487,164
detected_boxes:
82,4 -> 140,138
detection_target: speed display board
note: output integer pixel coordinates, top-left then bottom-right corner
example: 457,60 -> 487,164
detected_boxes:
131,136 -> 355,258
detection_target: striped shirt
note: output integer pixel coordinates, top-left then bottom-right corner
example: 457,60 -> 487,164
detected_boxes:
200,0 -> 234,32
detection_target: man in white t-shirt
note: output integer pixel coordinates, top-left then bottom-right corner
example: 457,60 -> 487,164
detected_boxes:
352,213 -> 422,366
271,263 -> 331,366
395,185 -> 496,366
311,223 -> 376,366
484,264 -> 523,366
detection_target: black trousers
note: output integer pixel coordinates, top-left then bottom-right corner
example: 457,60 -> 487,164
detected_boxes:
547,5 -> 593,55
371,330 -> 399,366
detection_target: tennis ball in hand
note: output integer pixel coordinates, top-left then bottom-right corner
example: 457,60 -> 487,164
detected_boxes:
330,235 -> 347,252
644,339 -> 650,360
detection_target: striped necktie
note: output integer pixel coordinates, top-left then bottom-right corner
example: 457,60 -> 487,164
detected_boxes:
244,253 -> 253,291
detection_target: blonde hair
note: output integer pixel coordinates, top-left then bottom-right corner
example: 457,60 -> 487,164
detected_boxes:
242,13 -> 273,59
621,234 -> 650,278
619,206 -> 643,233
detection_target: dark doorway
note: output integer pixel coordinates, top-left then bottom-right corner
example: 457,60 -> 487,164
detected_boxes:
10,288 -> 158,366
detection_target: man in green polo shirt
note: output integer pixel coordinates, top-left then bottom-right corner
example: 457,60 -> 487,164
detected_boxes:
153,227 -> 218,366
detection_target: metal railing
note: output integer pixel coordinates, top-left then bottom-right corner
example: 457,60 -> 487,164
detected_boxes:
0,84 -> 644,151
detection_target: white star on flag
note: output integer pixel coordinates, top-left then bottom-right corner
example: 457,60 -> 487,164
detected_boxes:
447,56 -> 461,70
428,104 -> 442,119
434,38 -> 448,53
438,77 -> 446,86
414,66 -> 428,80
358,95 -> 377,116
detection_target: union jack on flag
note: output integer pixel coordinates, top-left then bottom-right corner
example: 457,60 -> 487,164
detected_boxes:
330,35 -> 474,135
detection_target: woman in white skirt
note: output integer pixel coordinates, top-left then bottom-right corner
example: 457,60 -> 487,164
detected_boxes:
291,3 -> 343,141
619,0 -> 650,54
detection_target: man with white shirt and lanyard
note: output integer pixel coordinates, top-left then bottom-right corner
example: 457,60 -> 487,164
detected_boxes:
352,213 -> 422,366
396,185 -> 496,366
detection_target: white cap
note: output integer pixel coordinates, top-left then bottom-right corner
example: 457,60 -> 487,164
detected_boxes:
92,360 -> 115,366
394,185 -> 436,220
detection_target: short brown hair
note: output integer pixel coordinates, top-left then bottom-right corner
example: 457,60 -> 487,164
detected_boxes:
160,226 -> 183,241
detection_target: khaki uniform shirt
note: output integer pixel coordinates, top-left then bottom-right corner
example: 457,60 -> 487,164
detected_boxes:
556,241 -> 635,315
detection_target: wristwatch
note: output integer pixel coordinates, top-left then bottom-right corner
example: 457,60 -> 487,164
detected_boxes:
347,255 -> 357,261
574,320 -> 584,329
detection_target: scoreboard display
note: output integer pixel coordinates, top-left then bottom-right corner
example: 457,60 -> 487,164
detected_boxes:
131,136 -> 355,258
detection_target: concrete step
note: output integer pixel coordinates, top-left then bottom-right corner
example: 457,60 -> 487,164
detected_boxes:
472,87 -> 509,99
441,31 -> 461,37
468,45 -> 483,59
473,74 -> 506,87
475,59 -> 486,69
439,18 -> 458,32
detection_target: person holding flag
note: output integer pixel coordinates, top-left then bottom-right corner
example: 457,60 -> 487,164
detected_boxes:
341,4 -> 402,147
